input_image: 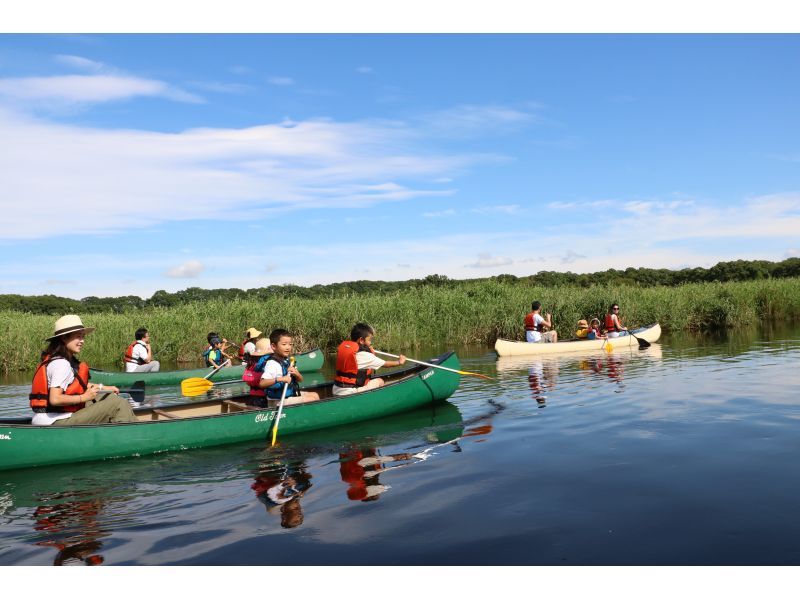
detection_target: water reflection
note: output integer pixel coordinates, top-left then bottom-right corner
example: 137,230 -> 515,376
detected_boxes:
252,461 -> 313,528
33,490 -> 108,565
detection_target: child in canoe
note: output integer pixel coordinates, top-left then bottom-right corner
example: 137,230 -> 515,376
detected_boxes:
239,327 -> 264,366
254,329 -> 320,405
203,332 -> 233,368
29,315 -> 137,426
524,301 -> 558,343
588,318 -> 605,340
332,323 -> 406,396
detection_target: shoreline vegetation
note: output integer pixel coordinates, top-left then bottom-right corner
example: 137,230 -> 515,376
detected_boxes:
1,275 -> 799,374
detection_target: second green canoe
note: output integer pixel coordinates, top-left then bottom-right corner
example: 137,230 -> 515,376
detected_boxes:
89,348 -> 325,386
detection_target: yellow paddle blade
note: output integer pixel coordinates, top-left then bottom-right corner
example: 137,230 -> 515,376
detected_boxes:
458,370 -> 495,380
180,377 -> 214,396
271,425 -> 278,446
605,340 -> 614,354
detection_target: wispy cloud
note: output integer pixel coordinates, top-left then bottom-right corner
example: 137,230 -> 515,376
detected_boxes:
466,253 -> 513,268
472,204 -> 521,215
421,104 -> 541,137
423,209 -> 456,218
0,74 -> 203,106
356,66 -> 374,74
164,260 -> 205,279
185,80 -> 251,94
0,106 -> 495,240
54,54 -> 104,72
560,249 -> 586,264
230,65 -> 253,75
268,76 -> 295,86
786,248 -> 800,258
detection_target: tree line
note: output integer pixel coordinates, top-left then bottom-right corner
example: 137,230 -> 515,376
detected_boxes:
2,258 -> 799,315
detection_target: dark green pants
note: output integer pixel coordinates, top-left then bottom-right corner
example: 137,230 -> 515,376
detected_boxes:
53,393 -> 137,425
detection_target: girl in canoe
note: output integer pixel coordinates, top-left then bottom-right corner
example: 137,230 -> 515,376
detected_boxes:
29,315 -> 137,426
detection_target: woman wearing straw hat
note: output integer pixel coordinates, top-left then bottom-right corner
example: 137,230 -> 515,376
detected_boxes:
29,315 -> 137,426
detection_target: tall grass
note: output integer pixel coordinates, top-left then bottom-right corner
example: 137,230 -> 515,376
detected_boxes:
2,278 -> 799,374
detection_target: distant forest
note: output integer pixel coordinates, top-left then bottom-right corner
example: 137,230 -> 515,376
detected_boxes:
3,258 -> 799,315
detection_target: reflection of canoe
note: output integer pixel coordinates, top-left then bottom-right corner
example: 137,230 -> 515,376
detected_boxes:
494,323 -> 662,356
89,348 -> 325,386
0,352 -> 461,471
495,342 -> 663,372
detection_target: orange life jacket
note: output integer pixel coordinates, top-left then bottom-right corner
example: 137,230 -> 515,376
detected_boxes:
604,314 -> 620,332
124,341 -> 146,365
334,341 -> 374,388
29,355 -> 90,413
524,312 -> 543,332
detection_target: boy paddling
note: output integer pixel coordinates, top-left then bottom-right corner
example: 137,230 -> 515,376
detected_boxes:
524,301 -> 558,343
333,323 -> 406,396
256,329 -> 320,405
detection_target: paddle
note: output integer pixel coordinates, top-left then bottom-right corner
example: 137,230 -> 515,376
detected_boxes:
180,359 -> 232,396
271,357 -> 295,447
373,350 -> 494,380
626,329 -> 651,349
601,337 -> 614,354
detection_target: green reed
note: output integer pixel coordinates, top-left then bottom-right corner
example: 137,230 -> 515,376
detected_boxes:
2,277 -> 799,374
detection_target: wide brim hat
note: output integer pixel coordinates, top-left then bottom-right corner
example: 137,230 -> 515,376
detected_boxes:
250,338 -> 273,357
245,327 -> 263,339
577,319 -> 589,329
45,314 -> 95,341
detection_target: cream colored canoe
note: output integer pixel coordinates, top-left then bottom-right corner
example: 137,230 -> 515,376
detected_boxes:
494,323 -> 662,356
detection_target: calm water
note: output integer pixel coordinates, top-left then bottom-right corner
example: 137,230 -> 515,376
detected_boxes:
1,324 -> 800,565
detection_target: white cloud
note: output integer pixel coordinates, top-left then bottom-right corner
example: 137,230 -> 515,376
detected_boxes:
268,76 -> 295,86
164,260 -> 205,279
560,249 -> 586,264
421,104 -> 540,136
786,248 -> 800,258
423,209 -> 456,218
466,253 -> 513,268
0,106 -> 492,240
0,75 -> 203,105
472,204 -> 521,215
230,65 -> 253,75
54,54 -> 104,72
186,80 -> 251,94
356,66 -> 374,74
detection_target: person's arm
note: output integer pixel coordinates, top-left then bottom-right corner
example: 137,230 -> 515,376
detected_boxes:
145,342 -> 153,363
258,362 -> 292,389
288,364 -> 303,383
541,313 -> 553,330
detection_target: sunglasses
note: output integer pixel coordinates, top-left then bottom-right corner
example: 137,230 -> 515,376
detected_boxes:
612,307 -> 619,311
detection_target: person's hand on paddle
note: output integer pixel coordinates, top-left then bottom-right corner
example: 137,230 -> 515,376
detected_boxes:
89,382 -> 119,394
287,364 -> 300,378
398,355 -> 407,365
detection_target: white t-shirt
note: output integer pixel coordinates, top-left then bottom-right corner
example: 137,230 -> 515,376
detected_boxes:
31,359 -> 79,426
125,341 -> 149,372
526,314 -> 546,343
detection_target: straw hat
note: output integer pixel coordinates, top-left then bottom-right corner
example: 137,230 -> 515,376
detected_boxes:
245,327 -> 263,339
45,315 -> 95,341
250,338 -> 273,357
577,319 -> 589,329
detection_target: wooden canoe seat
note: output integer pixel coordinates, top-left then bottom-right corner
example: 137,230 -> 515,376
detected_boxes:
152,409 -> 180,420
223,399 -> 259,412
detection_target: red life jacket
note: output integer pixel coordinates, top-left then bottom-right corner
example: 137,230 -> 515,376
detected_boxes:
124,341 -> 146,365
239,339 -> 249,361
242,361 -> 265,397
334,341 -> 375,388
29,355 -> 90,413
604,314 -> 620,332
524,312 -> 543,332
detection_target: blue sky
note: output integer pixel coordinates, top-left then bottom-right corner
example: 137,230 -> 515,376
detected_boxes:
1,34 -> 799,299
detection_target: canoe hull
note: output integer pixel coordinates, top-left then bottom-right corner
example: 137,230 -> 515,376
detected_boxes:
89,348 -> 325,386
494,323 -> 662,356
0,352 -> 461,471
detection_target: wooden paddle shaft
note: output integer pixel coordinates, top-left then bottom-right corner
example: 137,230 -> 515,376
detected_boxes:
374,350 -> 467,376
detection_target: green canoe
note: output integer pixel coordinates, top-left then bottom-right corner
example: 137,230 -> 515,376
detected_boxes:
88,347 -> 325,386
0,352 -> 462,471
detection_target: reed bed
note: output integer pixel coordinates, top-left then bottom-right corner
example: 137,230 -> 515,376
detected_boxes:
1,278 -> 799,374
